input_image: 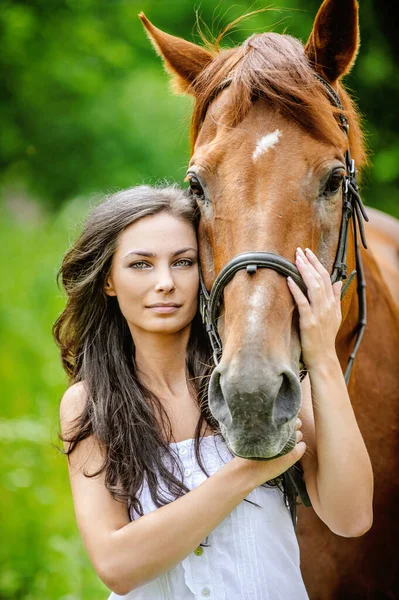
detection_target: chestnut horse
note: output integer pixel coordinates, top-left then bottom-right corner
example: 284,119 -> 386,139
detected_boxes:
140,1 -> 399,597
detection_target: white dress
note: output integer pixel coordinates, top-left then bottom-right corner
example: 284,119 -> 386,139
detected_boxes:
108,434 -> 309,600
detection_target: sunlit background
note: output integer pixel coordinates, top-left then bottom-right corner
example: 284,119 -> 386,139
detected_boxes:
1,1 -> 397,598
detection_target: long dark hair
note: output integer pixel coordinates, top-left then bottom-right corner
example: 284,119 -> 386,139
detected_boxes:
54,184 -> 284,522
53,184 -> 221,517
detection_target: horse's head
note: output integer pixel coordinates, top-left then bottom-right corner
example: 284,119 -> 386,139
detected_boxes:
140,0 -> 367,459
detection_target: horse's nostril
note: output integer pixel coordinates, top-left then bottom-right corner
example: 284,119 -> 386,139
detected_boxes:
273,371 -> 301,427
209,368 -> 233,427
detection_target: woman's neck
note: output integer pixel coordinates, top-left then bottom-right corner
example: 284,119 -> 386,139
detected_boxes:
132,324 -> 191,397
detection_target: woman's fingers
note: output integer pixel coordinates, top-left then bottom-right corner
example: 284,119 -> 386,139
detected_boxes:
259,441 -> 307,483
283,440 -> 307,468
296,418 -> 303,441
304,247 -> 335,302
236,439 -> 307,487
288,247 -> 342,369
287,276 -> 312,321
272,438 -> 307,472
295,247 -> 326,305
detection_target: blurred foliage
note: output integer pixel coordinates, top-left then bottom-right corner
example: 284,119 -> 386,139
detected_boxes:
0,0 -> 398,214
0,1 -> 398,599
0,198 -> 109,598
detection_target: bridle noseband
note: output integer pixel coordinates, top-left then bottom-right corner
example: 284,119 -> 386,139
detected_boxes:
198,74 -> 369,385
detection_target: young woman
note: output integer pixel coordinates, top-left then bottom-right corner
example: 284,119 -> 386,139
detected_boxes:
54,184 -> 373,599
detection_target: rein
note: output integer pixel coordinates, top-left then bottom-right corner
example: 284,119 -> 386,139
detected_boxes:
198,74 -> 369,386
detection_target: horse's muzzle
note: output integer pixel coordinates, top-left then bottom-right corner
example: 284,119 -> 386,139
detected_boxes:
208,361 -> 302,459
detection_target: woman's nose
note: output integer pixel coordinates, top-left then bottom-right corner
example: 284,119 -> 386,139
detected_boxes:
154,268 -> 175,293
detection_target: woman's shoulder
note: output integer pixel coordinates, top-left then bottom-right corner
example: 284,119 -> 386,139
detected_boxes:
59,380 -> 88,428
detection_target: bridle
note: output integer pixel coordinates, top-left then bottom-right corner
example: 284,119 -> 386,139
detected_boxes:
198,74 -> 369,385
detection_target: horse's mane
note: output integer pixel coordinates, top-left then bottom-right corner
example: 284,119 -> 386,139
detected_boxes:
189,29 -> 367,170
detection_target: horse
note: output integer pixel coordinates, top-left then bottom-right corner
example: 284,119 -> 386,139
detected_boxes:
139,1 -> 399,597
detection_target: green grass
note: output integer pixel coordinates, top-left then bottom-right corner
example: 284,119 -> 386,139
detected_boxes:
0,198 -> 109,599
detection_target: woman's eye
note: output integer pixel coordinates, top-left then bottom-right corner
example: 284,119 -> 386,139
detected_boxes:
188,175 -> 205,199
129,262 -> 150,269
324,171 -> 345,196
174,259 -> 193,267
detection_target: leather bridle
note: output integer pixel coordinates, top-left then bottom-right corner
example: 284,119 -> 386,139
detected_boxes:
197,74 -> 369,385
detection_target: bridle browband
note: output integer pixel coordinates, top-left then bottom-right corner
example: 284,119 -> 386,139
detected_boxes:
198,73 -> 369,385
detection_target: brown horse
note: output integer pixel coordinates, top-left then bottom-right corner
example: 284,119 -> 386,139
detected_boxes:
140,1 -> 399,597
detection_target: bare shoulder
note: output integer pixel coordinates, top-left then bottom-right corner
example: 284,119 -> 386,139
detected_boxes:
60,381 -> 88,426
59,381 -> 104,471
59,381 -> 90,448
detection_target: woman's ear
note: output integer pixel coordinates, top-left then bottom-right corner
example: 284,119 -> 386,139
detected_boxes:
305,0 -> 360,84
104,279 -> 117,297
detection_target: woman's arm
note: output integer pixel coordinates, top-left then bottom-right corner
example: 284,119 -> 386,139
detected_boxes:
288,247 -> 373,537
61,382 -> 306,596
299,369 -> 373,537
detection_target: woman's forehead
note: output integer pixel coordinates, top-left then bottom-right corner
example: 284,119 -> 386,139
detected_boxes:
116,213 -> 197,255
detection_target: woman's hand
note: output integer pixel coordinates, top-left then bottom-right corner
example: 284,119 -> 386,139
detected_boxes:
233,419 -> 306,488
287,246 -> 342,370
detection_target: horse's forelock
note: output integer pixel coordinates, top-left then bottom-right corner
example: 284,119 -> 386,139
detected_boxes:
190,30 -> 366,169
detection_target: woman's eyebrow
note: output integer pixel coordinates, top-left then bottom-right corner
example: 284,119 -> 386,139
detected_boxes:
123,247 -> 197,259
172,247 -> 198,256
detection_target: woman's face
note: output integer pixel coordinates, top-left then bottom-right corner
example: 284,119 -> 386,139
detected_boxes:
105,212 -> 199,336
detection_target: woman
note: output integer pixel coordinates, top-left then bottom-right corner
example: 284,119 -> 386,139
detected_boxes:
54,184 -> 373,599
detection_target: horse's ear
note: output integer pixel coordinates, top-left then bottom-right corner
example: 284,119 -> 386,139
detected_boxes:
139,13 -> 214,94
305,0 -> 359,83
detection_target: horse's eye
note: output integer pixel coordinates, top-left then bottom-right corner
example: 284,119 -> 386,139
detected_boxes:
324,171 -> 345,196
188,175 -> 205,199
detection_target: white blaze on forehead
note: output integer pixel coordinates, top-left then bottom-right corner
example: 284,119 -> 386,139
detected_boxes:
253,129 -> 282,162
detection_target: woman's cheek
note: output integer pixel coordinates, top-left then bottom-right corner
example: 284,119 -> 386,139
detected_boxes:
117,290 -> 142,324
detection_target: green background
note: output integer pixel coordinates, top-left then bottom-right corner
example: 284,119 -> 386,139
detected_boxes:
1,1 -> 397,598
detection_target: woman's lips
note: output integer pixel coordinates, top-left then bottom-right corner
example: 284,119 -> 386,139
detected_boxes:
147,305 -> 181,313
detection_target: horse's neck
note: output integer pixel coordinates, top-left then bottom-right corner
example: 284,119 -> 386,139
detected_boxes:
336,246 -> 399,372
363,209 -> 399,304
